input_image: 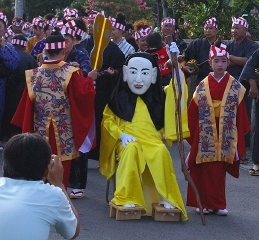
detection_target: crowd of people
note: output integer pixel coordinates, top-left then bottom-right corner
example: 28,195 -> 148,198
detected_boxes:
0,7 -> 258,239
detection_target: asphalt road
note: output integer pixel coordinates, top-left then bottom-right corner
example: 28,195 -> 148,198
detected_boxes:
0,142 -> 258,240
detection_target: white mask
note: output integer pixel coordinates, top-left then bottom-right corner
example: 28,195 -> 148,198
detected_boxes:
123,57 -> 157,95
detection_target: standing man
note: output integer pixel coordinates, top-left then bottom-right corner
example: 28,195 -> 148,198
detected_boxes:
11,17 -> 24,35
160,17 -> 187,55
239,49 -> 259,175
110,13 -> 135,58
226,17 -> 258,80
226,17 -> 259,164
0,12 -> 20,148
69,11 -> 125,198
183,17 -> 219,86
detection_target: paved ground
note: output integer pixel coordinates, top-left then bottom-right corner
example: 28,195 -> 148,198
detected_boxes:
1,141 -> 258,240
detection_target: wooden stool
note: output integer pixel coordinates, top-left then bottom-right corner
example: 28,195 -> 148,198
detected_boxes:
109,202 -> 144,221
152,203 -> 181,222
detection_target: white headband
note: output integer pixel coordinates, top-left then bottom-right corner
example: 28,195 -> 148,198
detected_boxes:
209,44 -> 229,59
161,18 -> 175,26
109,17 -> 125,31
135,26 -> 152,40
12,39 -> 27,46
45,41 -> 66,50
232,17 -> 249,29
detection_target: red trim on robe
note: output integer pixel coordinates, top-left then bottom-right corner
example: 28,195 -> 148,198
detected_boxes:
186,73 -> 250,209
11,71 -> 96,153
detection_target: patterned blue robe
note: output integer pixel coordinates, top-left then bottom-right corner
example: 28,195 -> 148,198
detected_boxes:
0,43 -> 20,135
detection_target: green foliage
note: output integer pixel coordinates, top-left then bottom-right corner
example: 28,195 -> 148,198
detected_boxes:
24,0 -> 74,20
84,0 -> 154,23
0,0 -> 14,23
176,0 -> 259,40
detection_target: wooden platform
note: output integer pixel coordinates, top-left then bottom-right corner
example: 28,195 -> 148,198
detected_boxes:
152,203 -> 181,222
109,202 -> 144,221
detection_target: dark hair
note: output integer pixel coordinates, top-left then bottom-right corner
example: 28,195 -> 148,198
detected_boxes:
3,133 -> 51,180
44,13 -> 55,20
45,27 -> 65,56
74,18 -> 86,41
13,33 -> 27,42
146,32 -> 163,49
43,13 -> 55,32
12,33 -> 27,48
43,24 -> 50,33
214,37 -> 222,48
33,25 -> 42,30
116,12 -> 126,26
125,23 -> 133,32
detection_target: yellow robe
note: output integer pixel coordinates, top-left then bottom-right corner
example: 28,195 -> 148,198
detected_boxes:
99,85 -> 189,220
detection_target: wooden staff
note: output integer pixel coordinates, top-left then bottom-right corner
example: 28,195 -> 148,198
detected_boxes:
165,36 -> 206,226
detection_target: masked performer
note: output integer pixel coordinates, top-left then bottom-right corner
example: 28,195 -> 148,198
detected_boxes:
99,48 -> 189,220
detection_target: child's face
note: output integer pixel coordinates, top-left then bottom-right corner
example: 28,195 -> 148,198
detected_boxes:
209,56 -> 229,77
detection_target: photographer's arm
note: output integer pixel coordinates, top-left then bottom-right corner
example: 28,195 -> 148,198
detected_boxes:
47,155 -> 80,239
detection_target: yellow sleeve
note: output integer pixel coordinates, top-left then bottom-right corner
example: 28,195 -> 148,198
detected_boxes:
99,105 -> 123,180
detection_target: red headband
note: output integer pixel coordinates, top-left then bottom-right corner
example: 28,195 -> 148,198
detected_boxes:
204,17 -> 218,29
32,16 -> 44,28
209,44 -> 229,59
109,17 -> 125,31
4,29 -> 14,38
45,41 -> 66,50
63,8 -> 79,20
12,39 -> 27,46
135,26 -> 152,40
0,12 -> 8,25
12,19 -> 24,27
60,20 -> 76,37
161,18 -> 175,26
232,17 -> 249,29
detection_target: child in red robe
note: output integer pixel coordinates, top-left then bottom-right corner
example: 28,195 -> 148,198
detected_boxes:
186,43 -> 250,215
12,28 -> 97,190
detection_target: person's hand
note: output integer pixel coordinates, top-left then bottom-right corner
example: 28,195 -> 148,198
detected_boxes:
183,65 -> 196,75
169,42 -> 180,56
99,67 -> 115,76
119,133 -> 137,147
88,70 -> 98,81
70,61 -> 80,68
0,37 -> 5,49
248,79 -> 259,101
47,154 -> 64,188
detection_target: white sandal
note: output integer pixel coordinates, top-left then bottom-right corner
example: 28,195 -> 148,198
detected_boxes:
70,189 -> 84,199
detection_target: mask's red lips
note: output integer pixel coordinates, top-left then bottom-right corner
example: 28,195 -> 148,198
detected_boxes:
134,84 -> 143,89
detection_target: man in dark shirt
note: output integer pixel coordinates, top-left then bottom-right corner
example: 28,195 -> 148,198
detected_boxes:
183,17 -> 219,86
226,17 -> 259,164
69,11 -> 125,198
160,17 -> 187,55
239,49 -> 259,175
226,17 -> 258,80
